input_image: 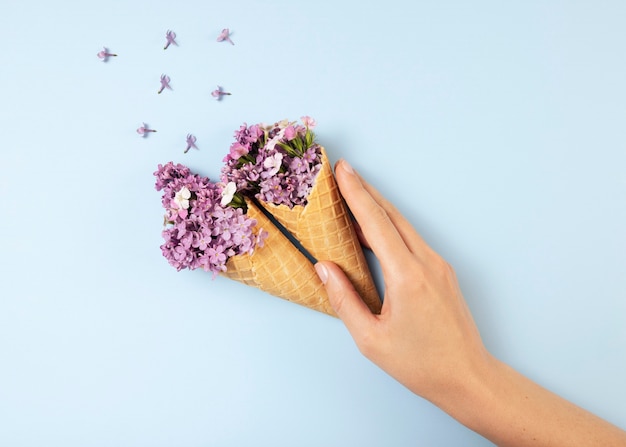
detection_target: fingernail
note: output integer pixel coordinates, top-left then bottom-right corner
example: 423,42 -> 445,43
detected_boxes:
314,263 -> 328,284
340,159 -> 355,175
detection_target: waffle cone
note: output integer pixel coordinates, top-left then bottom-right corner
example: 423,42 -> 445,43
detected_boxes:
221,199 -> 336,317
260,147 -> 381,314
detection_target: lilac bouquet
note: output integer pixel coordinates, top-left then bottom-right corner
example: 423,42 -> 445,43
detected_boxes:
220,116 -> 322,209
154,162 -> 267,277
152,117 -> 379,316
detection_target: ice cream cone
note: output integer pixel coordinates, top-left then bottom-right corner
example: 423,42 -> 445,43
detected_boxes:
221,199 -> 336,317
260,147 -> 381,314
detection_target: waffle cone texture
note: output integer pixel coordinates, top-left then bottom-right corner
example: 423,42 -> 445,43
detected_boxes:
221,199 -> 336,317
260,147 -> 382,314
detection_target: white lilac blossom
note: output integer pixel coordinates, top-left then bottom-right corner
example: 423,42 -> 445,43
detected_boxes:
263,153 -> 283,177
221,182 -> 237,206
174,186 -> 191,210
220,117 -> 322,209
154,162 -> 267,277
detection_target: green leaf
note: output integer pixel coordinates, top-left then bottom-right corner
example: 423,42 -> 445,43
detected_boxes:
305,130 -> 314,148
292,137 -> 304,153
278,142 -> 298,157
229,193 -> 248,211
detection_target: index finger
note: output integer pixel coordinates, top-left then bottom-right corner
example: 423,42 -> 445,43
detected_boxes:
353,167 -> 431,259
335,160 -> 412,273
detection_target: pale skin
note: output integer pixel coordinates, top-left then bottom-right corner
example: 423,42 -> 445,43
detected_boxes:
314,160 -> 626,447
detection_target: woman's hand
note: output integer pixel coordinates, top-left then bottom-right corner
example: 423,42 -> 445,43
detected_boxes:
315,159 -> 626,447
315,159 -> 491,406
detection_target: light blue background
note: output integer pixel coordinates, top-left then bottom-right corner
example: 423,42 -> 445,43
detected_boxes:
1,1 -> 625,445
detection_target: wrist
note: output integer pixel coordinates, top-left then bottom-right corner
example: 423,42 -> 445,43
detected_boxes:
425,351 -> 504,435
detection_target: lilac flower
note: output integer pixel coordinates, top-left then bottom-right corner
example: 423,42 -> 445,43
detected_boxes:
137,122 -> 157,136
164,30 -> 177,49
172,245 -> 189,262
155,163 -> 263,277
97,47 -> 117,61
284,125 -> 297,141
302,147 -> 318,164
154,162 -> 191,191
263,153 -> 283,177
212,206 -> 234,221
174,187 -> 191,210
221,182 -> 237,206
238,124 -> 263,144
228,142 -> 248,161
289,156 -> 307,174
184,134 -> 198,153
233,230 -> 252,253
216,28 -> 234,45
179,230 -> 194,249
259,175 -> 284,204
206,245 -> 227,266
256,229 -> 268,248
192,230 -> 210,251
158,74 -> 172,94
220,118 -> 322,209
301,116 -> 317,129
211,85 -> 232,100
297,181 -> 312,199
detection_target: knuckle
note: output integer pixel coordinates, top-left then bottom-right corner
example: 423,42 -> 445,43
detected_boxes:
427,252 -> 456,280
355,328 -> 377,359
394,254 -> 456,292
329,290 -> 346,315
367,201 -> 391,227
397,262 -> 426,289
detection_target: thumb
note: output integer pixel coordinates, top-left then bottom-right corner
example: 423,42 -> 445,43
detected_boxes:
315,261 -> 377,334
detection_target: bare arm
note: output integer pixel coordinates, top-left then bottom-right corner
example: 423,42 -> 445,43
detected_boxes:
314,160 -> 626,447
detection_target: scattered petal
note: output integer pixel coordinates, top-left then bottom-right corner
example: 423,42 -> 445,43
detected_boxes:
137,122 -> 157,137
158,74 -> 172,94
97,46 -> 117,62
216,28 -> 234,45
164,30 -> 177,50
184,134 -> 198,153
211,85 -> 232,100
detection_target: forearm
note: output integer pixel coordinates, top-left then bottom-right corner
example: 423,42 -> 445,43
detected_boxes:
438,355 -> 626,447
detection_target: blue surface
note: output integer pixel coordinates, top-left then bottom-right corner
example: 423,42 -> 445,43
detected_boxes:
1,1 -> 625,445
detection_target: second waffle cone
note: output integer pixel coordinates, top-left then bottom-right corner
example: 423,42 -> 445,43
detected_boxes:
221,199 -> 335,316
260,147 -> 381,314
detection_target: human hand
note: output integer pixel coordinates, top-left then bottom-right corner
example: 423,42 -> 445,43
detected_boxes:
315,160 -> 626,447
314,159 -> 493,407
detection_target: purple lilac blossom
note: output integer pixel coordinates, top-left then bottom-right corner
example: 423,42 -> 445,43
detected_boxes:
158,74 -> 172,94
220,118 -> 322,209
217,28 -> 234,45
211,85 -> 232,100
164,30 -> 177,50
97,47 -> 117,61
154,162 -> 267,277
